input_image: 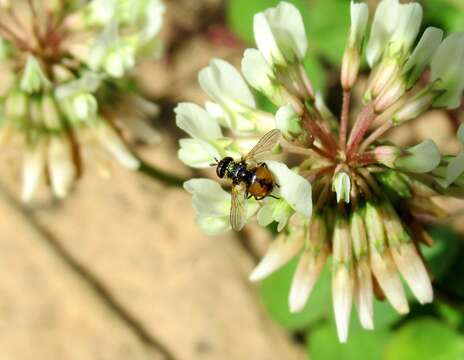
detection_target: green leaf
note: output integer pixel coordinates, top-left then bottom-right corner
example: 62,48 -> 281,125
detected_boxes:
303,53 -> 327,95
422,226 -> 461,280
259,257 -> 331,330
302,0 -> 350,66
385,318 -> 464,360
307,319 -> 390,360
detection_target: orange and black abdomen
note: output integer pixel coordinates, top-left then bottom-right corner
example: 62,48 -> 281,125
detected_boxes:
248,165 -> 274,199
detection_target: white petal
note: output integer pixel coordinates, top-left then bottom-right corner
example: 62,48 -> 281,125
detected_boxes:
178,138 -> 219,169
354,259 -> 374,330
250,232 -> 304,281
366,0 -> 401,67
370,250 -> 409,314
431,33 -> 464,109
389,3 -> 423,55
391,243 -> 433,304
289,246 -> 328,313
349,2 -> 369,48
402,27 -> 443,87
21,140 -> 46,202
444,150 -> 464,187
175,102 -> 223,140
48,135 -> 76,198
241,48 -> 274,92
253,12 -> 286,66
95,122 -> 139,169
256,2 -> 308,64
266,161 -> 312,218
198,59 -> 256,110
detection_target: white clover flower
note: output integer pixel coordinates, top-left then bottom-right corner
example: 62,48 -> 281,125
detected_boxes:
180,0 -> 464,343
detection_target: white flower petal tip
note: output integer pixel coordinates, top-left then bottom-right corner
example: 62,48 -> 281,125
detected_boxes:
289,247 -> 328,313
354,260 -> 374,330
391,243 -> 433,304
21,141 -> 46,202
370,250 -> 409,314
249,232 -> 304,282
348,1 -> 369,49
266,161 -> 312,218
253,2 -> 307,66
48,136 -> 76,199
332,268 -> 354,343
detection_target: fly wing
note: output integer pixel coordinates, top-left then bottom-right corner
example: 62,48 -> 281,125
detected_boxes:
230,182 -> 247,231
244,129 -> 281,164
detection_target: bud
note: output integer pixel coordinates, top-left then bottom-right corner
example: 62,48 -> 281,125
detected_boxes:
275,104 -> 302,141
374,77 -> 406,113
4,90 -> 28,119
21,139 -> 46,202
48,135 -> 77,198
341,48 -> 361,91
52,64 -> 75,83
392,88 -> 436,124
341,2 -> 368,90
20,56 -> 51,94
376,170 -> 412,199
365,58 -> 400,102
374,145 -> 401,168
350,210 -> 373,330
408,197 -> 448,219
364,202 -> 409,314
289,214 -> 329,313
332,215 -> 354,343
72,93 -> 98,120
381,201 -> 433,304
332,171 -> 351,204
41,95 -> 62,130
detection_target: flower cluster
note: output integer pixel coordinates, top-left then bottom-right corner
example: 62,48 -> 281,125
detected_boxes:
0,0 -> 164,201
179,1 -> 464,342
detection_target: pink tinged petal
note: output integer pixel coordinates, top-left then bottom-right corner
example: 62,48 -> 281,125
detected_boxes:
350,212 -> 373,329
354,259 -> 374,330
249,231 -> 304,282
289,247 -> 328,313
21,139 -> 46,202
364,203 -> 409,314
370,249 -> 409,314
332,217 -> 354,343
289,216 -> 329,313
48,135 -> 77,198
391,243 -> 433,304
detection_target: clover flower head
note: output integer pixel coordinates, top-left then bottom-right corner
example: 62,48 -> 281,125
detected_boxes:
178,1 -> 464,342
0,0 -> 164,201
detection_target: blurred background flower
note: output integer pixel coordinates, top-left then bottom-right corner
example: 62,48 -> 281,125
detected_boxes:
0,0 -> 164,201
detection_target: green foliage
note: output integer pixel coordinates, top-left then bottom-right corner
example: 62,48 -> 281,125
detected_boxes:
259,257 -> 331,330
307,321 -> 390,360
385,318 -> 464,360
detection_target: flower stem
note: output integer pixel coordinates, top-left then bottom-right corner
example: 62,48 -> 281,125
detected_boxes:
359,121 -> 393,152
339,90 -> 351,150
137,159 -> 186,188
347,103 -> 377,157
302,109 -> 338,157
